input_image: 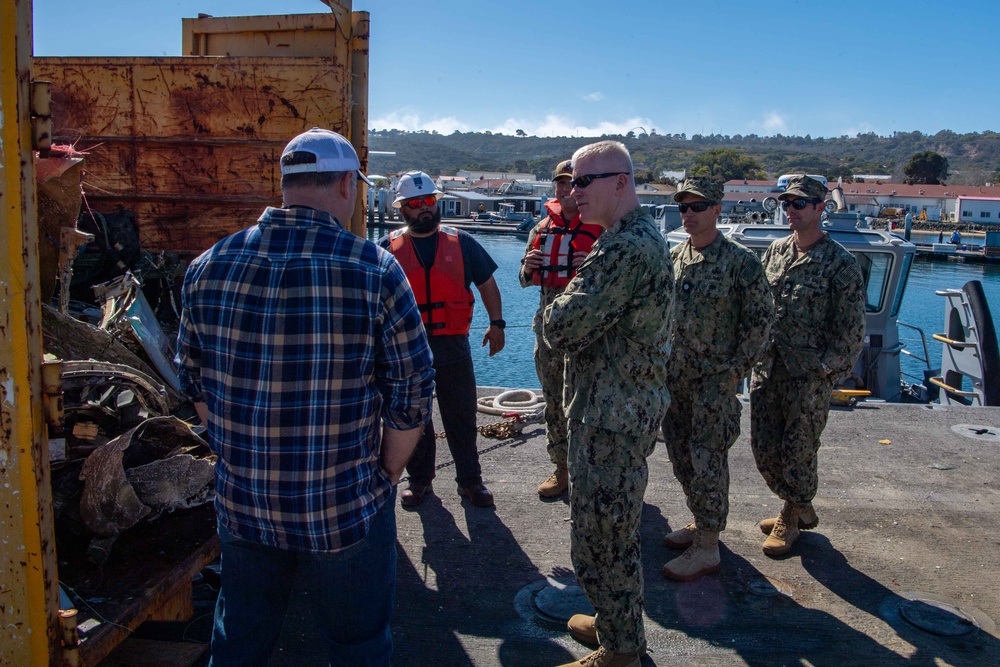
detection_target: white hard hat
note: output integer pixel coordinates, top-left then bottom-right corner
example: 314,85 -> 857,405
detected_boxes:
392,171 -> 443,208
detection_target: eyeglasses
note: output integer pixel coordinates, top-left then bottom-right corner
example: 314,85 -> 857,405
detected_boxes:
404,195 -> 437,210
569,172 -> 629,189
780,198 -> 821,211
678,201 -> 715,214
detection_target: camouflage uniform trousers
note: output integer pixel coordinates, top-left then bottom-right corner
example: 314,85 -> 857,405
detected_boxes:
535,331 -> 568,466
661,373 -> 741,532
567,419 -> 655,653
749,358 -> 835,504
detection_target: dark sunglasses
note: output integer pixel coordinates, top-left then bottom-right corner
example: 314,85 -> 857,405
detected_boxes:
569,172 -> 629,189
678,201 -> 715,214
780,198 -> 821,211
404,195 -> 437,210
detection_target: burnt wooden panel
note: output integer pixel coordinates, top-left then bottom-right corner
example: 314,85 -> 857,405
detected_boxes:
33,57 -> 352,256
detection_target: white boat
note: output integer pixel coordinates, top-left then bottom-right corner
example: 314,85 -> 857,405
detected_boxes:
489,202 -> 534,225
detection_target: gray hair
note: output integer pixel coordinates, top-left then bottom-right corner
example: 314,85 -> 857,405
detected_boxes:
572,141 -> 634,185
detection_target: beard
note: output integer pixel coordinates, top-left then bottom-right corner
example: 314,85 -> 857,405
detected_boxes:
404,207 -> 442,234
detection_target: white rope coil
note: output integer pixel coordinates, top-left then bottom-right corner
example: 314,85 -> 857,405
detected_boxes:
477,389 -> 545,416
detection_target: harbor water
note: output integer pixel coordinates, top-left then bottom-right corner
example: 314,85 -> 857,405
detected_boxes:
374,228 -> 1000,393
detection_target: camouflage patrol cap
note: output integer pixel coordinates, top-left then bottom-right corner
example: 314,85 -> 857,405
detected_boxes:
673,176 -> 723,204
778,174 -> 828,201
552,159 -> 573,181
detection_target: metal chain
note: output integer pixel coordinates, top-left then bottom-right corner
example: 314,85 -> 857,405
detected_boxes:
401,417 -> 538,481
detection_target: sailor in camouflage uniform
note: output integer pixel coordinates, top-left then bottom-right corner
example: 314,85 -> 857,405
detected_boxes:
750,175 -> 866,557
660,177 -> 774,581
543,141 -> 673,667
520,159 -> 603,498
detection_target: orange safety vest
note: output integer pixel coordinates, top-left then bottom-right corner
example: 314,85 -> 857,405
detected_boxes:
531,200 -> 603,288
389,226 -> 475,336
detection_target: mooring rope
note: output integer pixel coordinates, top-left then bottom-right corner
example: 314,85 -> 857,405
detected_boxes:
476,388 -> 545,416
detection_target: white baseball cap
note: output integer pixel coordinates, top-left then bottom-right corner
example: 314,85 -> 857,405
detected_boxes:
280,127 -> 373,185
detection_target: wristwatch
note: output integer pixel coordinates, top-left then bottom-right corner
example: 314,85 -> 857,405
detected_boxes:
490,319 -> 506,330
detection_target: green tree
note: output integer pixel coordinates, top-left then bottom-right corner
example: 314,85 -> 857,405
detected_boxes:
690,148 -> 767,181
903,151 -> 949,184
634,170 -> 656,184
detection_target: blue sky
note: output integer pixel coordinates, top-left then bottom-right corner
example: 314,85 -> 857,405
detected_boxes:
32,0 -> 1000,138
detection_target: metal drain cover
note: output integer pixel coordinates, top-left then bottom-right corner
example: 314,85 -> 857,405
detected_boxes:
951,424 -> 1000,443
745,576 -> 792,597
899,598 -> 978,636
532,581 -> 595,624
879,591 -> 997,638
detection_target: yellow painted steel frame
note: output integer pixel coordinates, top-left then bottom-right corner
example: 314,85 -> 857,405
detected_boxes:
1,0 -> 60,664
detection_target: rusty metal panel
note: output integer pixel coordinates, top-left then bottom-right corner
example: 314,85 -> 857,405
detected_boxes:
181,10 -> 351,57
35,61 -> 136,138
137,143 -> 279,196
32,56 -> 353,256
34,57 -> 350,141
349,11 -> 369,236
131,59 -> 349,139
132,201 -> 269,251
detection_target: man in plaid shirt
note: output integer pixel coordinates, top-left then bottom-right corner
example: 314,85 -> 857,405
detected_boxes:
176,128 -> 435,666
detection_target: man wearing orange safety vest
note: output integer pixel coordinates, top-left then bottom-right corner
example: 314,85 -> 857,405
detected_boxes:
380,171 -> 505,509
519,159 -> 604,498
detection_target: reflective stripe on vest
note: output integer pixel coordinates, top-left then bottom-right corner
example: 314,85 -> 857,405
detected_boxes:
531,200 -> 603,288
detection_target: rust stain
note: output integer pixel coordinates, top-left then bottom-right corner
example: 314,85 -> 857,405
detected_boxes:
276,97 -> 301,118
192,72 -> 225,90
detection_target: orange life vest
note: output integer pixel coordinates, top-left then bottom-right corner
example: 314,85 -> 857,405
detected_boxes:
531,200 -> 603,288
389,226 -> 474,336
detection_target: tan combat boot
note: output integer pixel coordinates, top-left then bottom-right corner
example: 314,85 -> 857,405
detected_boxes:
663,522 -> 697,549
662,529 -> 721,582
759,501 -> 818,534
566,615 -> 648,656
537,464 -> 569,497
762,501 -> 801,557
556,647 -> 641,667
567,613 -> 599,647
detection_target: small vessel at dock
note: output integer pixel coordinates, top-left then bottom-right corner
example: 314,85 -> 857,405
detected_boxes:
663,185 -> 1000,407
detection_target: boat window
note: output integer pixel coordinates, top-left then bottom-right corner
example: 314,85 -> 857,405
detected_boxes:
889,251 -> 914,318
851,251 -> 892,313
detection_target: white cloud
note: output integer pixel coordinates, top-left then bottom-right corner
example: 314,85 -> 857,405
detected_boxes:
583,92 -> 604,102
531,114 -> 655,138
369,111 -> 471,135
371,110 -> 657,138
751,111 -> 789,135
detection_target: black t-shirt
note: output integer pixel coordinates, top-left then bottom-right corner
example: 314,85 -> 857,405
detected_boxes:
379,227 -> 498,365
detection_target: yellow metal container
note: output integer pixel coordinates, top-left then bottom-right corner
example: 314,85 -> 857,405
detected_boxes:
1,0 -> 61,664
2,3 -> 368,663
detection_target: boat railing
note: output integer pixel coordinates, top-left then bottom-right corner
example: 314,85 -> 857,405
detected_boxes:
897,321 -> 933,379
896,321 -> 942,402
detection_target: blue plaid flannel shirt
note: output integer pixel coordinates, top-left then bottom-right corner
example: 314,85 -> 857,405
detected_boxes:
176,206 -> 434,552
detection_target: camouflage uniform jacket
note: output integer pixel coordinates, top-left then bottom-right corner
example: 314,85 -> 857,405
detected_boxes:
542,207 -> 674,437
519,219 -> 564,334
757,233 -> 866,380
669,233 -> 774,384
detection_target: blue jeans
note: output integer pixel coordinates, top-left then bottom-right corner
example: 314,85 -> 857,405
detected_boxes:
209,489 -> 397,666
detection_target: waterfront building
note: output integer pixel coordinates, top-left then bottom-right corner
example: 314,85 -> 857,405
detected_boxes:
724,179 -> 1000,223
